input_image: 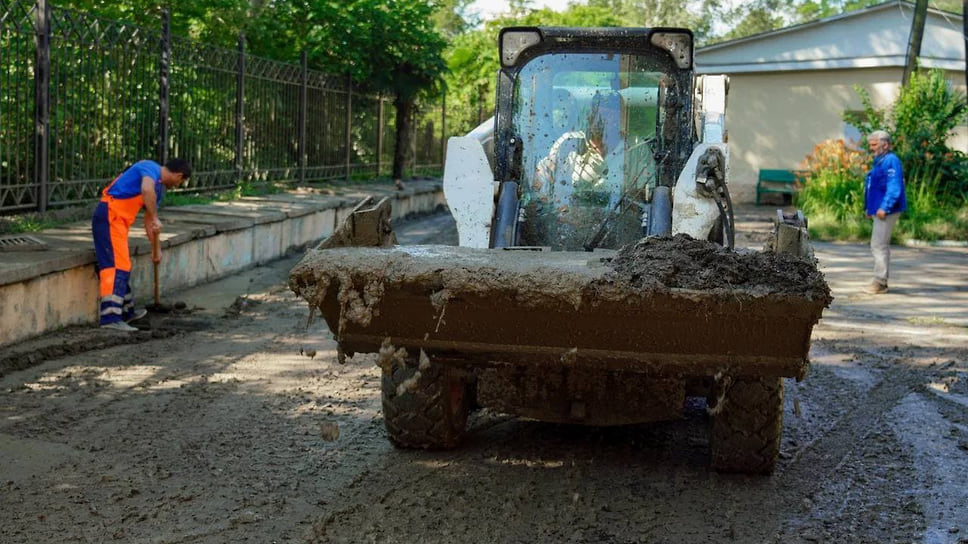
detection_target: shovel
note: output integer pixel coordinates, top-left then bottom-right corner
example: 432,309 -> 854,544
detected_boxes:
147,234 -> 171,313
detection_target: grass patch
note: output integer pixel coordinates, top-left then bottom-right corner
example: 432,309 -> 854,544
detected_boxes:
906,316 -> 950,327
2,216 -> 64,234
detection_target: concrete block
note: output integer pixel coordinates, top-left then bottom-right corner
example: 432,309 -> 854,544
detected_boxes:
253,221 -> 285,264
203,229 -> 254,281
0,265 -> 98,346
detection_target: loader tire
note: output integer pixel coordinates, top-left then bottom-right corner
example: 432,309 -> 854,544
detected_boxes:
381,357 -> 469,449
710,377 -> 783,474
708,212 -> 725,245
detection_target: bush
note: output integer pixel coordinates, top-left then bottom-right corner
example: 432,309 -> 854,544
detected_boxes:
900,169 -> 968,241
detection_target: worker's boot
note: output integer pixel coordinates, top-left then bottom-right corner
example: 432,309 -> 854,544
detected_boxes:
101,321 -> 138,332
865,281 -> 888,295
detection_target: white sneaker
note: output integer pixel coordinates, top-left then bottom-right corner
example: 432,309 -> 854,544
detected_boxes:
101,321 -> 138,332
126,308 -> 148,322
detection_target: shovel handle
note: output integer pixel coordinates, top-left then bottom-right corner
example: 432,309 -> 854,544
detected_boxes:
150,233 -> 161,262
151,235 -> 161,305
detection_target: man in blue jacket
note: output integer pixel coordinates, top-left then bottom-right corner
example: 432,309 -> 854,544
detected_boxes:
864,130 -> 906,294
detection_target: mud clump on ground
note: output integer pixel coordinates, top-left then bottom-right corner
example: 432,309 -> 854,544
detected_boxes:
604,234 -> 832,302
0,327 -> 179,378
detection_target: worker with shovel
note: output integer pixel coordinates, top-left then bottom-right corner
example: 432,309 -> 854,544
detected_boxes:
92,159 -> 191,331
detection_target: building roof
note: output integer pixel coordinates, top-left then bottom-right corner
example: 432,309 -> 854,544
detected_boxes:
695,0 -> 965,74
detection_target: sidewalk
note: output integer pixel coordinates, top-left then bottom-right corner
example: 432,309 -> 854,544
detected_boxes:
0,180 -> 445,347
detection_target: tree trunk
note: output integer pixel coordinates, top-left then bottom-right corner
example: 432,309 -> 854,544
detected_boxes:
902,0 -> 929,86
392,96 -> 414,180
963,0 -> 967,91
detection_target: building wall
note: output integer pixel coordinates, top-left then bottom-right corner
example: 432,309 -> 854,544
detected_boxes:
723,67 -> 967,204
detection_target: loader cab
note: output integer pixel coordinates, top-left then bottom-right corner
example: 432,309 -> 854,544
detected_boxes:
492,27 -> 695,250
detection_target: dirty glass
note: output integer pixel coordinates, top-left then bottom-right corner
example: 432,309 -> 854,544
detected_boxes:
513,52 -> 673,250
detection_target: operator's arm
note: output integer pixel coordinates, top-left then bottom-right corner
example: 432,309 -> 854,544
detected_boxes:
141,176 -> 162,237
878,156 -> 903,219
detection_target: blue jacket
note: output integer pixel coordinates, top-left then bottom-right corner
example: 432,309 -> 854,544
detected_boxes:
865,152 -> 906,216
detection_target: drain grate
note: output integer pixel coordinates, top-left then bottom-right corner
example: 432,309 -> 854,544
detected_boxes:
0,234 -> 49,252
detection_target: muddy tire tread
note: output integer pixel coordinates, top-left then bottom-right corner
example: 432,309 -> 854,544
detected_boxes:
381,361 -> 468,449
711,377 -> 783,474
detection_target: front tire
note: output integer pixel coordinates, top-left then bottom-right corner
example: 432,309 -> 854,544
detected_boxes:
710,376 -> 783,474
381,356 -> 469,449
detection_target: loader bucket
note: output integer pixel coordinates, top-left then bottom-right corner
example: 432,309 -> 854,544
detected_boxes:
289,234 -> 830,379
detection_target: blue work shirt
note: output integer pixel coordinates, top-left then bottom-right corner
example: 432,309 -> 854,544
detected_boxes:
107,160 -> 164,205
864,152 -> 906,216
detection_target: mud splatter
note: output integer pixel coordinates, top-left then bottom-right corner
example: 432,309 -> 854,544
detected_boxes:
375,337 -> 408,373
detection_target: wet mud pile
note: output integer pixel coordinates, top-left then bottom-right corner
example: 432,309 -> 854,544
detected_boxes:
604,234 -> 832,302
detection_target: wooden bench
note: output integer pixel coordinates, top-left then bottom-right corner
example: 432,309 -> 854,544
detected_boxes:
756,169 -> 804,205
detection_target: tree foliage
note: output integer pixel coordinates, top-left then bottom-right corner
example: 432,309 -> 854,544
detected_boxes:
443,3 -> 628,134
586,0 -> 722,42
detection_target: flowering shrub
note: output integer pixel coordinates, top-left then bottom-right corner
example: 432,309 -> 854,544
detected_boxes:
796,139 -> 869,223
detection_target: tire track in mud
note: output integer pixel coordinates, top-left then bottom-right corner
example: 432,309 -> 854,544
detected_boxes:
298,344 -> 933,543
1,298 -> 336,544
742,330 -> 967,543
305,412 -> 523,542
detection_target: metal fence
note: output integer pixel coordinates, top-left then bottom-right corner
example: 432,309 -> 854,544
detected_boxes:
0,0 -> 448,214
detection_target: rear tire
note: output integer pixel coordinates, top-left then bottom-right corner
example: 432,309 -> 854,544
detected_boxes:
381,356 -> 469,449
710,377 -> 783,474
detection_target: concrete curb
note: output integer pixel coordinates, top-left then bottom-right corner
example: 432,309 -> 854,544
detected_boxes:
0,181 -> 446,348
903,239 -> 968,248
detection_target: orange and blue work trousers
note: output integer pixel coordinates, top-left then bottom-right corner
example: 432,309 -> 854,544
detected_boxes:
92,185 -> 145,325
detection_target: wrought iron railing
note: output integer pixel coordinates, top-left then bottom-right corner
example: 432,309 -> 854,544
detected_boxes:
0,0 -> 449,213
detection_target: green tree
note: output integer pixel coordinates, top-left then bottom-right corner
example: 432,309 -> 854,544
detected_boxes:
57,0 -> 447,180
794,0 -> 879,22
58,0 -> 255,46
443,3 -> 626,135
434,0 -> 474,39
363,0 -> 448,179
719,0 -> 790,41
587,0 -> 724,43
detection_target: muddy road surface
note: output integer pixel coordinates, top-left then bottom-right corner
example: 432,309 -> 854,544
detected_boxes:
2,211 -> 967,543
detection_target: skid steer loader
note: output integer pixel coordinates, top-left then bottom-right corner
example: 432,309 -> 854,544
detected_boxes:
289,27 -> 830,473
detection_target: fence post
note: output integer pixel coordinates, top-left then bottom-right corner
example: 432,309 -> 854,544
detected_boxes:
235,33 -> 245,184
299,51 -> 307,186
441,90 -> 446,170
345,75 -> 352,181
376,96 -> 384,178
33,0 -> 50,213
158,9 -> 170,165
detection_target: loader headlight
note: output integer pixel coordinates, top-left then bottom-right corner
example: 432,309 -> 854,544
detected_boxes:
500,29 -> 542,68
651,31 -> 693,69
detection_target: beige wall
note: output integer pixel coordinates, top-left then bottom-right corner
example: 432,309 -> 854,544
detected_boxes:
724,68 -> 968,203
